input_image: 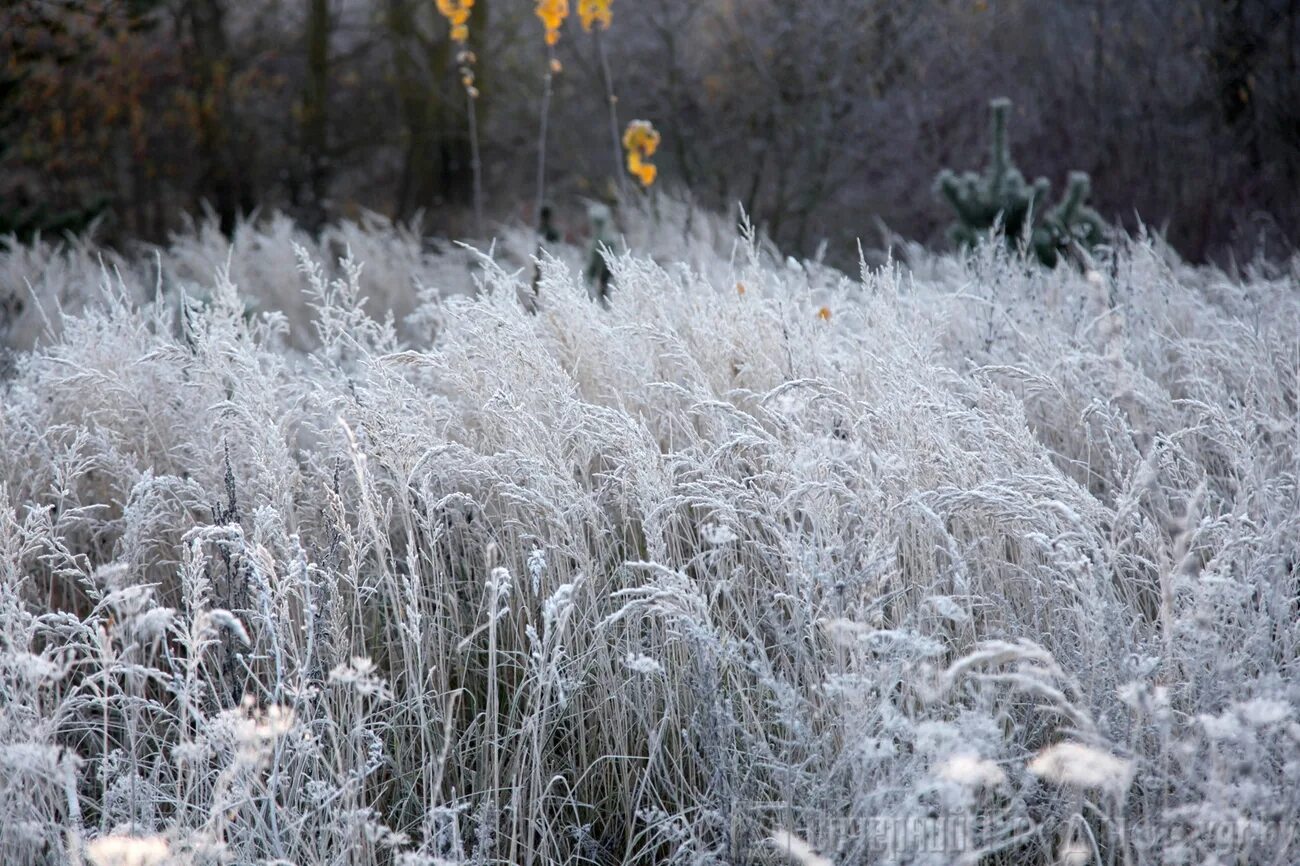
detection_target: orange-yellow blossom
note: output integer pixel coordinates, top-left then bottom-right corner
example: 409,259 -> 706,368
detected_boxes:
627,152 -> 657,186
536,0 -> 569,46
622,120 -> 660,157
579,0 -> 612,31
623,120 -> 661,187
436,0 -> 474,43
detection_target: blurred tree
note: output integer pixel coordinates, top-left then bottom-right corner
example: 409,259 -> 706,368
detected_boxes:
1,0 -> 1295,261
183,0 -> 255,235
301,0 -> 333,230
1212,0 -> 1262,168
0,1 -> 172,241
385,0 -> 488,226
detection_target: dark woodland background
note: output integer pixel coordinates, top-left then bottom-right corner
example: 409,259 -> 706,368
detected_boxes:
3,0 -> 1298,266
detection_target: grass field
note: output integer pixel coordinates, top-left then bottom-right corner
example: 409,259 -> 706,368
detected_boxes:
2,208 -> 1298,865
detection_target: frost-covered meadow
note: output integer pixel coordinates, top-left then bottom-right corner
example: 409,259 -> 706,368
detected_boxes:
2,206 -> 1299,865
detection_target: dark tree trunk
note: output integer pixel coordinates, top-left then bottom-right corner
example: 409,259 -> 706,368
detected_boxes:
303,0 -> 332,230
188,0 -> 253,236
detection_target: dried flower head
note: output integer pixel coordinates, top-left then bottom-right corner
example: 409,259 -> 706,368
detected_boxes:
817,306 -> 831,321
536,0 -> 569,46
578,0 -> 612,31
623,119 -> 660,187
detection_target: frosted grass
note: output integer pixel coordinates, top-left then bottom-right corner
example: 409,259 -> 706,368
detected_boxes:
2,208 -> 1297,865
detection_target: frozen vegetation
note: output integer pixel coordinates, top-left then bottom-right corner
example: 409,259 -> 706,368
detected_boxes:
1,204 -> 1298,865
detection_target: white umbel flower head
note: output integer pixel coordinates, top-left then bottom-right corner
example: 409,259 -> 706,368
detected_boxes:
700,522 -> 737,546
624,652 -> 664,676
1057,837 -> 1093,866
1028,742 -> 1133,794
768,830 -> 832,866
85,835 -> 169,866
329,656 -> 393,700
937,752 -> 1006,788
1235,697 -> 1292,727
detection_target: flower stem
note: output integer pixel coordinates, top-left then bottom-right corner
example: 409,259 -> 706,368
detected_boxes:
535,46 -> 556,233
593,27 -> 626,202
466,85 -> 484,237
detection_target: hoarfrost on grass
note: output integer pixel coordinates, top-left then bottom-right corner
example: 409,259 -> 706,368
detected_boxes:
1,204 -> 1298,865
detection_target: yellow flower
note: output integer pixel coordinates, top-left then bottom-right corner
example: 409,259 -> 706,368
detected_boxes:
817,306 -> 831,321
579,0 -> 612,31
536,0 -> 569,46
627,149 -> 656,187
622,120 -> 660,157
623,120 -> 661,187
436,0 -> 474,43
